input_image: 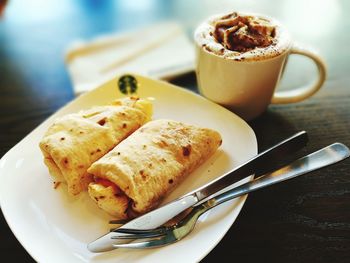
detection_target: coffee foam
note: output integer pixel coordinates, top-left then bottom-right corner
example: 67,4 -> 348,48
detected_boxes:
194,12 -> 291,61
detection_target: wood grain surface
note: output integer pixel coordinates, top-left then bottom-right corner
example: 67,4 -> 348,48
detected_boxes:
0,1 -> 349,262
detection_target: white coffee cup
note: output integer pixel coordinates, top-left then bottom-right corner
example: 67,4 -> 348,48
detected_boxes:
194,12 -> 327,120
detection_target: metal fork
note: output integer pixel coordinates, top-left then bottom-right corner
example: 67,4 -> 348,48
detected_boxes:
110,143 -> 350,249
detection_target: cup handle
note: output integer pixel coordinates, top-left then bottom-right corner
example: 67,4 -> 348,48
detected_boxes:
271,44 -> 327,104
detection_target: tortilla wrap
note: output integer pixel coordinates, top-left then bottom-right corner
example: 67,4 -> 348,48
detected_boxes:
88,119 -> 222,219
39,97 -> 152,195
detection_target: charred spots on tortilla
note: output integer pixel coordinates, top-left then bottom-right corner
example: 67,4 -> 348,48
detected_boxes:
139,170 -> 148,180
159,140 -> 168,147
60,137 -> 65,141
130,96 -> 139,101
114,192 -> 123,197
143,144 -> 147,149
78,164 -> 84,169
117,152 -> 121,155
96,148 -> 101,153
168,179 -> 174,184
182,145 -> 192,156
97,118 -> 107,126
148,163 -> 153,168
63,158 -> 69,165
94,197 -> 99,201
161,158 -> 167,163
219,139 -> 223,146
53,181 -> 61,189
122,123 -> 127,128
79,131 -> 84,134
98,196 -> 106,200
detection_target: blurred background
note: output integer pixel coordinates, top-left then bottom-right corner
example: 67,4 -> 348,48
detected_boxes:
1,0 -> 347,139
1,0 -> 349,262
0,0 -> 345,105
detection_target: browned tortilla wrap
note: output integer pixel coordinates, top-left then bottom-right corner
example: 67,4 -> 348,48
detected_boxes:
39,97 -> 152,195
87,119 -> 222,219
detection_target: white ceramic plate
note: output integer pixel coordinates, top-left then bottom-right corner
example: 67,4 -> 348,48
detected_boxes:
0,75 -> 257,263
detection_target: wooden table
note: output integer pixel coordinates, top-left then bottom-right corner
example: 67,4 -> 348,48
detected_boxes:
1,1 -> 349,262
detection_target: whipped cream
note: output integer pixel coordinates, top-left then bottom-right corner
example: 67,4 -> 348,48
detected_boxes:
194,12 -> 291,61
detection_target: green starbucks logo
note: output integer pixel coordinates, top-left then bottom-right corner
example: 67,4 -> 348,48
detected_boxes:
118,75 -> 138,95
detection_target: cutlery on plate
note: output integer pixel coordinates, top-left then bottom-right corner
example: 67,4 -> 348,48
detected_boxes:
110,143 -> 350,249
88,131 -> 308,252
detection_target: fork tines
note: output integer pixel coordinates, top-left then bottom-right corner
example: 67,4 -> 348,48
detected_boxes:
111,227 -> 170,239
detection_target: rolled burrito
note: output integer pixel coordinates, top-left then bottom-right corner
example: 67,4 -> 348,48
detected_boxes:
39,97 -> 152,195
87,119 -> 222,219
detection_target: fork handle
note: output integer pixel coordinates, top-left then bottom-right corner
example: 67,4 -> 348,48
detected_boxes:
201,143 -> 349,210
